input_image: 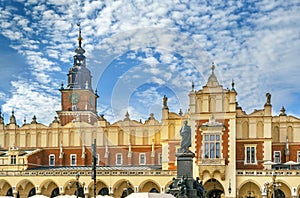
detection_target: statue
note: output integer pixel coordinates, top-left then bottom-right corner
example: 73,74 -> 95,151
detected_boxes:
193,177 -> 206,197
180,120 -> 191,153
163,95 -> 168,109
265,93 -> 271,105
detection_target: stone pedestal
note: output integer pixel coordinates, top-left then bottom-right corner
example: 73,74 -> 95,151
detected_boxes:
176,152 -> 195,179
167,151 -> 205,198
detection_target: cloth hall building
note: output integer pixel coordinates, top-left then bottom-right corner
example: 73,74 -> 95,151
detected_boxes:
0,29 -> 300,198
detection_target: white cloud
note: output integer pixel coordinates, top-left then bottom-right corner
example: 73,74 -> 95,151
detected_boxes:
2,80 -> 60,125
0,0 -> 300,125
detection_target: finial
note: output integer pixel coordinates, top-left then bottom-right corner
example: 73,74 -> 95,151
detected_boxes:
124,111 -> 130,121
179,108 -> 183,116
31,115 -> 37,124
192,81 -> 194,91
77,23 -> 82,48
211,62 -> 215,73
12,109 -> 14,115
280,106 -> 286,116
24,117 -> 26,124
231,79 -> 235,91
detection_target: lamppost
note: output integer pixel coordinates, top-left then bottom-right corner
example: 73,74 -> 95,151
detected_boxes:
264,172 -> 281,198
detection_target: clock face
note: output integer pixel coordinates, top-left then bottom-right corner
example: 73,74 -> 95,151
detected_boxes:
70,93 -> 80,104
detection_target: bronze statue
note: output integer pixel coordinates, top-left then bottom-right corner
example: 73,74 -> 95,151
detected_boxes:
180,120 -> 191,153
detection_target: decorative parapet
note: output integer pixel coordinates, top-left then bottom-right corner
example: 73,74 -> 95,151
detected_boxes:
198,158 -> 226,180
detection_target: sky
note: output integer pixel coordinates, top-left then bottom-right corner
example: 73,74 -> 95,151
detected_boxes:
0,0 -> 300,125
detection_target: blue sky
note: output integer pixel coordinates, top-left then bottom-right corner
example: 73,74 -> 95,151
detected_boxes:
0,0 -> 300,125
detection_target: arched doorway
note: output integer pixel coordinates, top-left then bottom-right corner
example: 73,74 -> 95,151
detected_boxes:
139,180 -> 160,193
28,187 -> 36,197
51,187 -> 60,198
113,180 -> 134,198
271,189 -> 285,198
150,188 -> 159,193
98,187 -> 109,195
207,189 -> 223,198
238,181 -> 261,198
203,179 -> 224,198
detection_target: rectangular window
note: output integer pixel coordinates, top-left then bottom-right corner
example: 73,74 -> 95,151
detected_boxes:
116,153 -> 122,165
245,145 -> 256,164
11,155 -> 17,165
70,154 -> 77,166
203,133 -> 221,159
158,153 -> 162,165
274,151 -> 281,163
139,153 -> 146,165
298,151 -> 300,163
49,154 -> 55,166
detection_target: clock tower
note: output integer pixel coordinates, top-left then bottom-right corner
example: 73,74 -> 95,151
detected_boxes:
57,24 -> 99,125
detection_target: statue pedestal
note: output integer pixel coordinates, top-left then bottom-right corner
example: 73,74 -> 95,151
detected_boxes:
167,151 -> 205,198
175,152 -> 195,179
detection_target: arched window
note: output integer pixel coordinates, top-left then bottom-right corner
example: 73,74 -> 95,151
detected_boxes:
69,131 -> 75,146
168,124 -> 175,139
257,121 -> 264,138
287,126 -> 293,142
272,126 -> 280,142
5,133 -> 9,147
209,96 -> 216,112
118,130 -> 124,145
143,130 -> 148,145
16,133 -> 20,147
242,121 -> 249,138
130,130 -> 135,145
26,132 -> 31,147
48,132 -> 53,147
36,132 -> 41,147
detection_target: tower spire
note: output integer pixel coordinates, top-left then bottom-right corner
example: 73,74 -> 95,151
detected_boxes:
77,23 -> 82,48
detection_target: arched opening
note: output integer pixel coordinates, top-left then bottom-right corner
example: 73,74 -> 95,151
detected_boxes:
121,188 -> 134,198
16,179 -> 35,198
28,187 -> 36,197
272,126 -> 280,142
39,179 -> 59,197
139,180 -> 160,193
168,124 -> 175,139
238,181 -> 261,198
98,187 -> 109,195
271,189 -> 285,198
203,179 -> 224,198
6,188 -> 13,196
51,187 -> 60,198
257,121 -> 264,138
113,180 -> 134,198
150,188 -> 159,193
242,121 -> 249,139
